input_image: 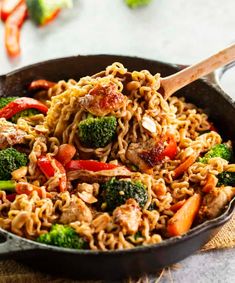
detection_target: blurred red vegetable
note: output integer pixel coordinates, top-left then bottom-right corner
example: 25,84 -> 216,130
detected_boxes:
37,156 -> 67,192
28,79 -> 56,91
1,0 -> 23,21
66,160 -> 119,172
4,1 -> 27,57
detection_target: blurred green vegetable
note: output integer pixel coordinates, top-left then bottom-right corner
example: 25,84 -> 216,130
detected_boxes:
125,0 -> 153,8
26,0 -> 73,25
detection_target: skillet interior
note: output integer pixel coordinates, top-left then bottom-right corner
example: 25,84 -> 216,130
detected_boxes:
0,55 -> 234,280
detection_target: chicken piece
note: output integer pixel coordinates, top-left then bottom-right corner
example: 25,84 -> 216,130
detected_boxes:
76,183 -> 98,204
113,199 -> 142,235
126,138 -> 164,173
0,118 -> 27,149
79,82 -> 125,116
59,199 -> 93,224
92,213 -> 111,232
67,166 -> 132,183
199,186 -> 235,220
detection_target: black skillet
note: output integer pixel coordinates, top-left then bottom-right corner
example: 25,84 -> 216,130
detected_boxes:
0,55 -> 234,280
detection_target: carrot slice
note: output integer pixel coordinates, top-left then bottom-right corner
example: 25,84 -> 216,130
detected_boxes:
55,144 -> 76,166
174,154 -> 197,179
202,174 -> 218,193
167,193 -> 201,236
170,199 -> 186,212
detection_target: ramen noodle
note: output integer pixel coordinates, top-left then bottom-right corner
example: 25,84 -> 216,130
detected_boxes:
0,62 -> 234,251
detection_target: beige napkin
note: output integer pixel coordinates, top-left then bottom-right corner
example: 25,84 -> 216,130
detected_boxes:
0,213 -> 234,283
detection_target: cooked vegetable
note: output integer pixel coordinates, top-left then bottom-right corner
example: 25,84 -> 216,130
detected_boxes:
174,154 -> 197,179
55,144 -> 76,166
0,97 -> 40,122
0,180 -> 16,192
37,156 -> 67,192
170,200 -> 186,212
0,97 -> 48,120
5,1 -> 27,57
37,224 -> 87,249
160,134 -> 177,160
1,0 -> 23,21
199,144 -> 233,164
78,116 -> 117,148
202,173 -> 218,193
167,194 -> 201,237
125,0 -> 152,8
28,79 -> 56,91
15,182 -> 52,198
65,160 -> 119,172
100,178 -> 148,211
0,97 -> 17,109
217,171 -> 235,186
26,0 -> 72,25
0,148 -> 28,180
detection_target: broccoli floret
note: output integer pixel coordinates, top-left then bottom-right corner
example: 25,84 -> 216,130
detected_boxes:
199,144 -> 233,164
100,178 -> 148,211
26,0 -> 73,25
78,116 -> 117,148
217,171 -> 235,186
37,224 -> 87,249
0,97 -> 40,123
125,0 -> 152,8
11,109 -> 40,123
0,148 -> 28,180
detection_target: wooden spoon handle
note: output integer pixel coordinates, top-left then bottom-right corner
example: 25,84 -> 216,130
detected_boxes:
161,43 -> 235,99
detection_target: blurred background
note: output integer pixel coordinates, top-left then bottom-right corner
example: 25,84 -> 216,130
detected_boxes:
1,0 -> 235,97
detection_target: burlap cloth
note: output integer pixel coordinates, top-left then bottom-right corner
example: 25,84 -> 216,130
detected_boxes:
0,213 -> 234,283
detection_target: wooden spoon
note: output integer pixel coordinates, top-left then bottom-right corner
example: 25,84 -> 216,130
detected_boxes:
93,43 -> 235,99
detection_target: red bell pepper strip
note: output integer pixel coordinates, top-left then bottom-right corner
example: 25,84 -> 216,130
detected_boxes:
0,97 -> 48,119
28,79 -> 56,91
5,22 -> 20,57
160,134 -> 177,160
65,160 -> 119,172
37,156 -> 67,192
1,0 -> 23,21
5,1 -> 27,57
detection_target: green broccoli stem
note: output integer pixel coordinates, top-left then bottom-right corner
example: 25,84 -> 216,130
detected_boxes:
0,181 -> 16,192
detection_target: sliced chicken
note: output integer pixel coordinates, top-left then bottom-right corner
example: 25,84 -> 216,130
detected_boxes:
79,82 -> 125,116
67,166 -> 132,183
113,199 -> 142,235
126,138 -> 164,173
59,199 -> 93,224
0,118 -> 27,149
199,186 -> 235,220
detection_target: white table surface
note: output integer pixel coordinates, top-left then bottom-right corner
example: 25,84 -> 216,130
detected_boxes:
0,0 -> 235,282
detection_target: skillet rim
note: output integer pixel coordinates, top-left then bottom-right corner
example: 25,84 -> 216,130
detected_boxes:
0,54 -> 234,256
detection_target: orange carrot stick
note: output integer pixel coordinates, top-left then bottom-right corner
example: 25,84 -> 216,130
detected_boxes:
170,199 -> 186,212
174,154 -> 197,179
167,193 -> 201,236
55,144 -> 76,166
202,174 -> 218,193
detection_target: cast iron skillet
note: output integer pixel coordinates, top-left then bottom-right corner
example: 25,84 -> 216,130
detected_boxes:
0,55 -> 234,280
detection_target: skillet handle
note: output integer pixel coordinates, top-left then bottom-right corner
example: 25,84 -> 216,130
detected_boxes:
0,229 -> 36,259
